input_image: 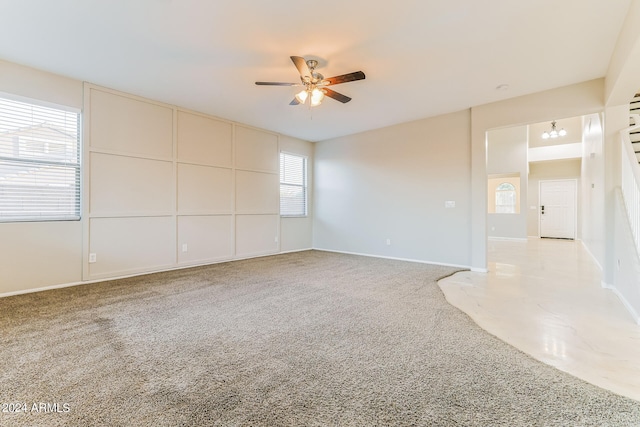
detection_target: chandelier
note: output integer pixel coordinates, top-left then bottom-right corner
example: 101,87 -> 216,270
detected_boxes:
541,121 -> 567,139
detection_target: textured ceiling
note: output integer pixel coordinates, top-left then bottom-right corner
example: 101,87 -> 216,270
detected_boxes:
0,0 -> 631,141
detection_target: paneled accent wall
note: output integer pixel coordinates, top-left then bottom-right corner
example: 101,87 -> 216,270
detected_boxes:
84,86 -> 280,280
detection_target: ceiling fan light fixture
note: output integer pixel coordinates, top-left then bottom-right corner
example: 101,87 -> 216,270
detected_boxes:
310,88 -> 325,106
256,56 -> 365,106
295,90 -> 308,104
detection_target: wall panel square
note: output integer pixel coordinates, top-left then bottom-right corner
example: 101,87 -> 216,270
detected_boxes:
177,164 -> 233,214
235,170 -> 279,214
177,215 -> 233,264
89,216 -> 174,277
235,126 -> 278,172
177,111 -> 233,166
236,214 -> 279,257
90,153 -> 173,215
89,89 -> 173,158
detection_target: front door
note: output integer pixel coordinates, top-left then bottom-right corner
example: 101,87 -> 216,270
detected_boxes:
539,180 -> 576,239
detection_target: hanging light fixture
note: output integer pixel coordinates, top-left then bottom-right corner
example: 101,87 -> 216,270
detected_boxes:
294,86 -> 326,107
294,90 -> 308,104
310,88 -> 325,106
542,121 -> 567,139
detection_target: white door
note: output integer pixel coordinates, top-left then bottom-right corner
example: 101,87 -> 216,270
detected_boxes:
539,180 -> 576,239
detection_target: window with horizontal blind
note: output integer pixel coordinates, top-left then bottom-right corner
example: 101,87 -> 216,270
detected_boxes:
280,152 -> 307,217
0,94 -> 81,222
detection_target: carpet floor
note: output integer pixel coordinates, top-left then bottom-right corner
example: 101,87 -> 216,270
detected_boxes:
1,250 -> 639,426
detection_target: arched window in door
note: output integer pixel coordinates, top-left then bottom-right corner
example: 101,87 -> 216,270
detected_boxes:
495,182 -> 516,213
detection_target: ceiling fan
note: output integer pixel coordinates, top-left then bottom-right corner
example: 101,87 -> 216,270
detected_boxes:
255,56 -> 365,107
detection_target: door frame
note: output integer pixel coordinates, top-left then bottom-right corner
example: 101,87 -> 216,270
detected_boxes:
538,178 -> 578,239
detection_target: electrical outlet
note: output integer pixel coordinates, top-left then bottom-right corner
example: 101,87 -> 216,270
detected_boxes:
182,244 -> 188,252
89,253 -> 97,263
386,239 -> 391,246
445,201 -> 455,208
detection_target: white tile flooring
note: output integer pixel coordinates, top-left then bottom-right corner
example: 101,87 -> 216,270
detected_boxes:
438,237 -> 640,402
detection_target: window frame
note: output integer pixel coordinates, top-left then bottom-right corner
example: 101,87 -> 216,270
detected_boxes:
495,182 -> 517,214
279,151 -> 308,218
0,91 -> 82,223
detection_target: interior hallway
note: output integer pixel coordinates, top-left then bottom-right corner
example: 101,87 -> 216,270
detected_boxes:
438,237 -> 640,402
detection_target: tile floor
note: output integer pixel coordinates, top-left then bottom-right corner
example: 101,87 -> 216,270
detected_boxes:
438,237 -> 640,402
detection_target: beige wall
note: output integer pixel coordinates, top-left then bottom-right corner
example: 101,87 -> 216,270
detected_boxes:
605,0 -> 640,106
0,61 -> 313,295
313,109 -> 472,267
470,79 -> 605,270
0,60 -> 84,293
280,135 -> 314,252
487,126 -> 528,239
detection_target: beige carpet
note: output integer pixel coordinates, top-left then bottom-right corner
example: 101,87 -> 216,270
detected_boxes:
1,250 -> 639,426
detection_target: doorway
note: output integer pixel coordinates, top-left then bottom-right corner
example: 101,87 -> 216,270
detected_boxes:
539,179 -> 577,239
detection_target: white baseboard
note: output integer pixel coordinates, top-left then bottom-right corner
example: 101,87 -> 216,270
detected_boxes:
0,280 -> 88,299
0,248 -> 314,299
312,247 -> 471,270
2,247 -> 470,299
601,282 -> 640,325
279,248 -> 313,255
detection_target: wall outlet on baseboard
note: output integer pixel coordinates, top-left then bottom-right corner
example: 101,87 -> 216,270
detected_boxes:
89,253 -> 97,263
182,244 -> 188,253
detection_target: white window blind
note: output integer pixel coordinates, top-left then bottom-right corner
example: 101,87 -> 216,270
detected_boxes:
0,95 -> 81,222
280,152 -> 307,217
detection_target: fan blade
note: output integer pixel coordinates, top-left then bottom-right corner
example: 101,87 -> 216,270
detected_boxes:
290,56 -> 311,79
323,88 -> 352,103
255,81 -> 298,86
325,71 -> 365,86
289,98 -> 300,106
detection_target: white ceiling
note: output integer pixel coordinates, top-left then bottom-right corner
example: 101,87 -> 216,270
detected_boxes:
0,0 -> 631,142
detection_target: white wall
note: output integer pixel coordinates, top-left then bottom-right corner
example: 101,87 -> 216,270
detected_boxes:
603,2 -> 640,321
580,113 -> 605,268
613,190 -> 640,323
313,109 -> 471,267
487,126 -> 528,239
0,61 -> 313,295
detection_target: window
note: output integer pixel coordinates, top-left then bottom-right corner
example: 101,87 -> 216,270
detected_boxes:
0,94 -> 81,221
280,152 -> 307,217
495,182 -> 516,213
